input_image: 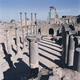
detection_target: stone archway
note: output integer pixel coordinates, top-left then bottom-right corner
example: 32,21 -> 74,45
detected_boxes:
49,28 -> 54,36
38,28 -> 41,34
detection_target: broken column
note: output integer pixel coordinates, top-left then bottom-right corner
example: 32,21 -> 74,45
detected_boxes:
74,48 -> 80,72
27,36 -> 39,78
67,35 -> 75,66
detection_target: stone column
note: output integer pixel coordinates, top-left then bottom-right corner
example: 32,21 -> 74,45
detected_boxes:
5,30 -> 8,52
27,36 -> 39,79
67,35 -> 75,66
20,12 -> 23,36
25,12 -> 27,26
74,48 -> 80,72
49,10 -> 51,24
0,45 -> 4,80
64,31 -> 69,64
77,37 -> 80,45
75,36 -> 80,48
20,12 -> 22,28
25,12 -> 28,35
20,12 -> 24,48
61,26 -> 66,65
5,30 -> 12,54
34,13 -> 37,35
15,28 -> 20,54
34,13 -> 37,25
27,36 -> 39,68
31,13 -> 33,35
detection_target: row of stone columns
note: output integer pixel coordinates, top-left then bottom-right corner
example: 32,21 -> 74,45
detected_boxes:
4,29 -> 39,79
0,12 -> 39,79
62,25 -> 80,72
19,12 -> 38,35
5,28 -> 21,55
26,13 -> 40,79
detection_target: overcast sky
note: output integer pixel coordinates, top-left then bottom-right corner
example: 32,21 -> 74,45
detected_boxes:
0,0 -> 79,22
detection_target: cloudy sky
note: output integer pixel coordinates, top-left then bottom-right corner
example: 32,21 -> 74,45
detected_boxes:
0,0 -> 79,21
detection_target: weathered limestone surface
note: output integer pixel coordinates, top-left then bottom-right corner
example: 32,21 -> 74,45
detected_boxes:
67,35 -> 75,66
27,36 -> 39,68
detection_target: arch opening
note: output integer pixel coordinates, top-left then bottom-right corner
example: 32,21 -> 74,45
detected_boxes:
49,28 -> 54,36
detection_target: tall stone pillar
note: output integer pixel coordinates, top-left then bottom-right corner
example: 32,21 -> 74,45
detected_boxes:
20,12 -> 22,28
34,13 -> 37,35
5,30 -> 12,54
15,28 -> 20,54
25,12 -> 28,35
27,36 -> 39,68
0,45 -> 4,80
20,12 -> 23,36
27,36 -> 39,79
74,48 -> 80,72
67,35 -> 75,66
25,12 -> 27,26
61,26 -> 66,65
20,12 -> 24,48
5,30 -> 8,53
75,36 -> 80,48
49,10 -> 51,24
64,31 -> 69,64
31,13 -> 33,35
